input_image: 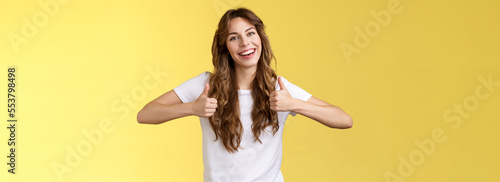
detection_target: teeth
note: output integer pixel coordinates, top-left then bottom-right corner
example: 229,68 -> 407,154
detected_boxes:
240,49 -> 255,56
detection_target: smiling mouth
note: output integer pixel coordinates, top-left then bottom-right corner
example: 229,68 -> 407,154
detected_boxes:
238,48 -> 256,56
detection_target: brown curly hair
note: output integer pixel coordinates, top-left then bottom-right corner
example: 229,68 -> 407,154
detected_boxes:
207,8 -> 279,153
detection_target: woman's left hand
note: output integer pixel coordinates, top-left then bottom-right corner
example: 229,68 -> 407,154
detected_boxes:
270,77 -> 297,112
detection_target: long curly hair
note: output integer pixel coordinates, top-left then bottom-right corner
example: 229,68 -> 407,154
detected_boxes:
207,8 -> 279,153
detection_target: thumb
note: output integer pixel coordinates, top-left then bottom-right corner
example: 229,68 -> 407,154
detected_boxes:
202,83 -> 209,96
278,76 -> 287,90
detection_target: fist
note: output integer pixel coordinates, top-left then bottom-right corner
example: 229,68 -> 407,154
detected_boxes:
270,77 -> 295,111
192,83 -> 218,117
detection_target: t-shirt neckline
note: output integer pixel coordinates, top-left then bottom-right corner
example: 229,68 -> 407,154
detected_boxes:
238,89 -> 251,94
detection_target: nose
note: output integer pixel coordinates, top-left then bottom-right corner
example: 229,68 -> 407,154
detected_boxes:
240,36 -> 250,47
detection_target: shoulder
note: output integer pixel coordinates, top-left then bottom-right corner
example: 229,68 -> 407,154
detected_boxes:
276,75 -> 312,101
189,71 -> 211,84
173,71 -> 211,103
275,75 -> 291,90
202,71 -> 211,77
197,71 -> 211,80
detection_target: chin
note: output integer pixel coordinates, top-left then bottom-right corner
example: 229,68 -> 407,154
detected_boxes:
244,57 -> 260,67
236,61 -> 258,68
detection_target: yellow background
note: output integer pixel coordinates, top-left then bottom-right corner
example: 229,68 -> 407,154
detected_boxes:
1,0 -> 499,181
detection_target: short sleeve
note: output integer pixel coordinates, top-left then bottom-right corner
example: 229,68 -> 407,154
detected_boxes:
173,72 -> 210,103
277,76 -> 312,117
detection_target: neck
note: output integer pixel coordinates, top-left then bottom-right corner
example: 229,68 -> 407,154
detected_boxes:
235,65 -> 257,90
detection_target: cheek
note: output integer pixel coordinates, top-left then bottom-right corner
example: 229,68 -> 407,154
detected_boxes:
254,37 -> 262,51
256,39 -> 262,53
227,42 -> 238,54
254,37 -> 262,45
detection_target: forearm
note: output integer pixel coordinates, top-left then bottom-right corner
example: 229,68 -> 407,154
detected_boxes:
137,102 -> 193,124
291,99 -> 353,129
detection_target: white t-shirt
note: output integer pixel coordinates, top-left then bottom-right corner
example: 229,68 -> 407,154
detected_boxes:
173,72 -> 312,182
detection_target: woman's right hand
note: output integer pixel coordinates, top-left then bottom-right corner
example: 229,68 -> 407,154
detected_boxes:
191,83 -> 218,118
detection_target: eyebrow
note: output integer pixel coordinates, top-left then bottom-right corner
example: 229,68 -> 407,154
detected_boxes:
228,27 -> 255,36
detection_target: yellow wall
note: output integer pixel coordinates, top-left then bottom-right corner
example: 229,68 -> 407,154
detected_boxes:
1,0 -> 499,181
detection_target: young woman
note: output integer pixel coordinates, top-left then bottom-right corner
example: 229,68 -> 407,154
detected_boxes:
137,8 -> 353,182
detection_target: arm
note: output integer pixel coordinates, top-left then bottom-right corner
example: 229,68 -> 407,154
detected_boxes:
137,90 -> 191,124
270,77 -> 353,129
291,96 -> 353,129
137,83 -> 217,124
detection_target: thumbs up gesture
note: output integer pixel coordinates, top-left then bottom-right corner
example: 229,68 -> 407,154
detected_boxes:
192,83 -> 218,117
270,77 -> 295,112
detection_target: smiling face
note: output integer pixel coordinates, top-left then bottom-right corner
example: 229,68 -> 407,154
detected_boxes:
226,17 -> 262,70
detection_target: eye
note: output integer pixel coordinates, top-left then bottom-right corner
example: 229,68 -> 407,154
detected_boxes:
248,32 -> 255,36
229,36 -> 238,41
